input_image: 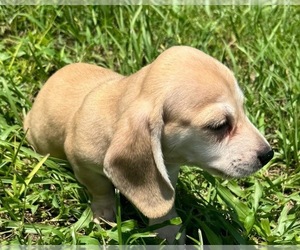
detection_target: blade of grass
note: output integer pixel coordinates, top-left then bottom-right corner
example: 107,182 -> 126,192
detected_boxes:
19,154 -> 49,196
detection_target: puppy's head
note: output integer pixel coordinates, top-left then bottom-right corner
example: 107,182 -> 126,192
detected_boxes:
104,46 -> 273,219
160,46 -> 274,178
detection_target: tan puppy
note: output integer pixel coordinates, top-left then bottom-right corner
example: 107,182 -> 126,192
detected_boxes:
24,46 -> 273,244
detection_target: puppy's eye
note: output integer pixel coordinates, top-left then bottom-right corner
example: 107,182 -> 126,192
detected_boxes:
205,120 -> 230,133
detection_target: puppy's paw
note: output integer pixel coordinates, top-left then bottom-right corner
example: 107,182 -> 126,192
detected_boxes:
155,224 -> 185,244
92,209 -> 115,225
91,196 -> 116,224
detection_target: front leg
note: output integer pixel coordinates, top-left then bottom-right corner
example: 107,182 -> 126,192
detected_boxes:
149,206 -> 185,244
72,164 -> 116,222
149,164 -> 185,244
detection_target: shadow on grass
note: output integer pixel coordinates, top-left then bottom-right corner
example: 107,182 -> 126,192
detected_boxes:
116,168 -> 253,245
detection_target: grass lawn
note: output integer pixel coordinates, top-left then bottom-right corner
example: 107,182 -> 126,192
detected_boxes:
0,5 -> 299,245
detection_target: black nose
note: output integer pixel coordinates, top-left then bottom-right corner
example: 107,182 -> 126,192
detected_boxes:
258,149 -> 274,166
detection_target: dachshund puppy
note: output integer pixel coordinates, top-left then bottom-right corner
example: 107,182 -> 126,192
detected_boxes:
24,46 -> 273,243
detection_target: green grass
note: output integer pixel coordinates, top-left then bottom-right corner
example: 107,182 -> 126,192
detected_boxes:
0,5 -> 299,245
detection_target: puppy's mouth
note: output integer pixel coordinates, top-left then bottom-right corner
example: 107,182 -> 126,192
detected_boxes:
205,168 -> 226,177
202,161 -> 263,179
230,166 -> 260,178
200,165 -> 230,179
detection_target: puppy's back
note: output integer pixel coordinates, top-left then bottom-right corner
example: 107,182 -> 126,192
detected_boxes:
24,63 -> 122,159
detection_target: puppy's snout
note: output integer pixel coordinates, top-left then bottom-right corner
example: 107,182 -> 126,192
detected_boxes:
258,148 -> 274,167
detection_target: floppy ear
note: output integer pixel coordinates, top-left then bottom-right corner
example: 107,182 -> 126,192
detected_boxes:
103,100 -> 175,219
